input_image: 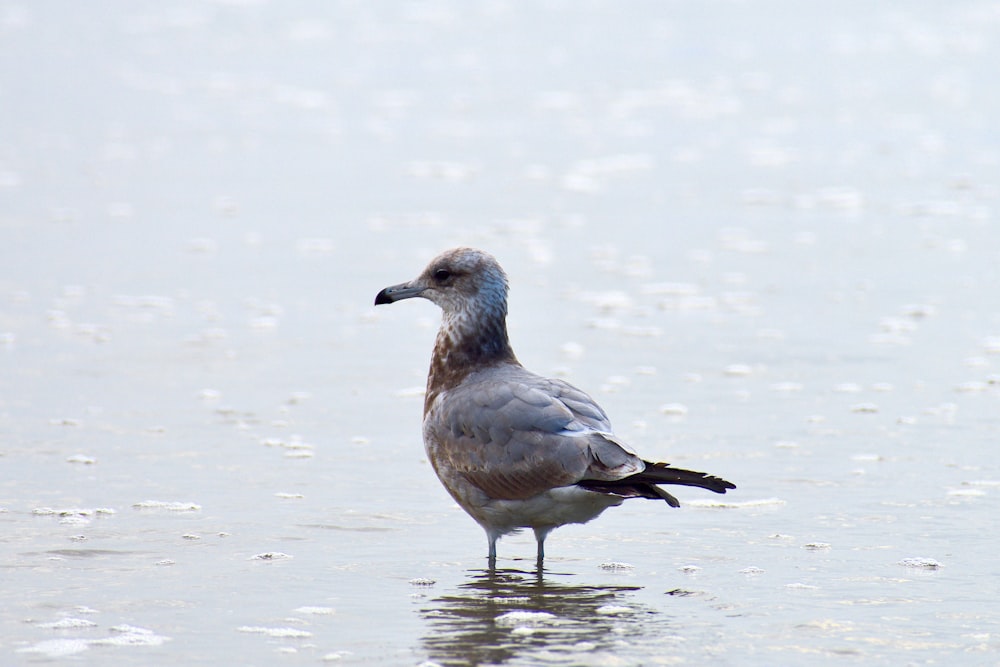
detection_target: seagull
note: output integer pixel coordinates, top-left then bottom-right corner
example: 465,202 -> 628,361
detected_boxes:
375,247 -> 735,566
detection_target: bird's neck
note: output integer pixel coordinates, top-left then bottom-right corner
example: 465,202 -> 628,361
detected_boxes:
424,307 -> 517,415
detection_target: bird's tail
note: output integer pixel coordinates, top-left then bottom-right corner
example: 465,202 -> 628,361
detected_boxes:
633,461 -> 736,493
578,461 -> 735,508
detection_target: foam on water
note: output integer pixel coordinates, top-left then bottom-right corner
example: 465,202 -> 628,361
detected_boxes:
18,621 -> 170,658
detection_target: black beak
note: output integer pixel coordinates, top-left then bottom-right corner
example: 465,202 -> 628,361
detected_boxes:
374,282 -> 425,305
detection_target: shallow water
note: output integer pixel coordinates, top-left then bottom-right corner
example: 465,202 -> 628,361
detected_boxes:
2,1 -> 1000,664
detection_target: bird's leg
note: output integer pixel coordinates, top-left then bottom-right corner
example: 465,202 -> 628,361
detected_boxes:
533,527 -> 550,569
487,533 -> 498,569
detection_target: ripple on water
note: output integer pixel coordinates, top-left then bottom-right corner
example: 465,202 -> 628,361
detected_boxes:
659,403 -> 689,416
37,618 -> 98,629
236,626 -> 312,638
17,639 -> 92,658
494,610 -> 557,627
249,552 -> 293,561
285,444 -> 315,459
595,604 -> 632,615
410,578 -> 437,586
687,497 -> 786,509
295,606 -> 336,615
899,557 -> 942,570
947,488 -> 986,498
33,507 -> 115,526
599,561 -> 635,571
982,336 -> 1000,354
33,507 -> 116,517
93,625 -> 169,646
18,623 -> 169,657
132,501 -> 201,511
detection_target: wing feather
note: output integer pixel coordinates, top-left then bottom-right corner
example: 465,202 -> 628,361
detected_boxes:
424,367 -> 641,500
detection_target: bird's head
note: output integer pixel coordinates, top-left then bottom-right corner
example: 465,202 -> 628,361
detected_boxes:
374,247 -> 509,321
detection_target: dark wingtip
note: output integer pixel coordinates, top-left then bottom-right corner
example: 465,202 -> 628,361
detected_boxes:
710,476 -> 737,493
699,475 -> 736,494
636,461 -> 736,495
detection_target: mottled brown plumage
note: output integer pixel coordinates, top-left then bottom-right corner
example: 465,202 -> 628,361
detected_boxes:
375,247 -> 735,565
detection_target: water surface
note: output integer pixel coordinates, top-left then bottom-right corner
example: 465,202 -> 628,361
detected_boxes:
2,1 -> 999,664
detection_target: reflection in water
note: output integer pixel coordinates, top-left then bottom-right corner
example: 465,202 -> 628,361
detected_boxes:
421,567 -> 657,666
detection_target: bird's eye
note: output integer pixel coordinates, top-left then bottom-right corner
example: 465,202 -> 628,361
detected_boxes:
434,269 -> 451,282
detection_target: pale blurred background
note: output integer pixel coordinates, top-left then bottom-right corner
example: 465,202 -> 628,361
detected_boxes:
2,2 -> 999,664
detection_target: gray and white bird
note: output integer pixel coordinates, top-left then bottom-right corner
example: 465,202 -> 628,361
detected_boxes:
375,247 -> 735,566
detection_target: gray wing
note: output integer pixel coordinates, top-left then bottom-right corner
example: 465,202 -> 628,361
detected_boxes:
423,367 -> 643,500
534,376 -> 612,431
